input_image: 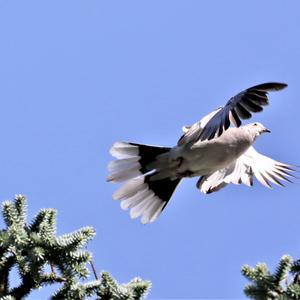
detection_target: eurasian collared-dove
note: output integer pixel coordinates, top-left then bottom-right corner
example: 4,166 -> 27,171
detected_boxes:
108,82 -> 295,223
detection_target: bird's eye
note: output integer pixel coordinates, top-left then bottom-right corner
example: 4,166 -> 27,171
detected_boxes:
254,123 -> 257,126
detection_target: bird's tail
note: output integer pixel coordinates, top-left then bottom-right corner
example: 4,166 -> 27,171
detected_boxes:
107,142 -> 181,223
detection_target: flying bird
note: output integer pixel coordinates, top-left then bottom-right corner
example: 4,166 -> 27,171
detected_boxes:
108,82 -> 295,224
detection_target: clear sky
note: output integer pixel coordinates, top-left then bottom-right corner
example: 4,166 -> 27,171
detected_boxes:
0,1 -> 300,299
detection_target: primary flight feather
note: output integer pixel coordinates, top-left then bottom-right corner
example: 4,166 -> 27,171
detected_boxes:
108,82 -> 294,224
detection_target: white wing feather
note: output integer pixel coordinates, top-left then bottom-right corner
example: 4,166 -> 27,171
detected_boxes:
197,146 -> 295,193
178,107 -> 222,145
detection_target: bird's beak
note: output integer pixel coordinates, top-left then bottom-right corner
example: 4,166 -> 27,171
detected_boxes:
264,128 -> 271,133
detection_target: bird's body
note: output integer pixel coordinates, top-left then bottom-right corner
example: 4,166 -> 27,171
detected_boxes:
145,126 -> 253,182
174,126 -> 254,176
108,82 -> 295,223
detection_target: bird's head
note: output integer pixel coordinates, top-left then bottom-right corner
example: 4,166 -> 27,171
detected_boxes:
246,122 -> 271,141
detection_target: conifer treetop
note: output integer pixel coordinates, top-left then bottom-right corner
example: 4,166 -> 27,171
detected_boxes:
0,195 -> 151,300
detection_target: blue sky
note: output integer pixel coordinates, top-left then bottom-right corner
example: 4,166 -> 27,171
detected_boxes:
0,1 -> 300,299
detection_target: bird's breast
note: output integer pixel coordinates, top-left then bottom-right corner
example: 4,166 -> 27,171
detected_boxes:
177,131 -> 252,176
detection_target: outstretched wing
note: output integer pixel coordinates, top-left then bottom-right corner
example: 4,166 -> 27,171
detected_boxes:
195,82 -> 287,142
197,146 -> 295,194
177,107 -> 222,145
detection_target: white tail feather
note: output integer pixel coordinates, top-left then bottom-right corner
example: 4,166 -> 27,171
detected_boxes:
113,177 -> 146,200
109,142 -> 139,159
108,141 -> 177,223
120,189 -> 149,210
129,194 -> 154,219
148,202 -> 165,223
114,175 -> 166,223
107,167 -> 142,182
108,157 -> 140,172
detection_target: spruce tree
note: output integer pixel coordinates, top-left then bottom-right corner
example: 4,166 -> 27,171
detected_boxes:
242,255 -> 300,299
0,195 -> 151,300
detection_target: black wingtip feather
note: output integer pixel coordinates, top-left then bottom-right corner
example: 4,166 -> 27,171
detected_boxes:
224,112 -> 231,130
246,91 -> 269,106
217,125 -> 223,136
249,82 -> 288,91
194,82 -> 288,144
235,103 -> 252,119
241,98 -> 263,112
231,108 -> 242,127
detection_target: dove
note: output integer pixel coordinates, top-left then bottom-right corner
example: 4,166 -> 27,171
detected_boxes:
108,82 -> 295,223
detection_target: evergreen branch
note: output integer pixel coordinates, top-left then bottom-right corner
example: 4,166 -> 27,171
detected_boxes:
1,201 -> 17,228
56,227 -> 95,252
291,260 -> 300,275
244,284 -> 272,300
243,255 -> 300,300
40,273 -> 66,285
0,195 -> 151,299
273,255 -> 292,286
125,277 -> 151,300
0,296 -> 16,300
242,263 -> 275,290
29,209 -> 50,233
0,256 -> 15,296
286,284 -> 300,299
13,195 -> 27,227
96,272 -> 119,299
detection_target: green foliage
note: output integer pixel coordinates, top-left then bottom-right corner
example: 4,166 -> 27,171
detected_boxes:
242,255 -> 300,300
0,195 -> 151,300
96,272 -> 150,300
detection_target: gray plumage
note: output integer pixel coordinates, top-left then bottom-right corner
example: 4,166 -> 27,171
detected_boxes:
108,82 -> 295,223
